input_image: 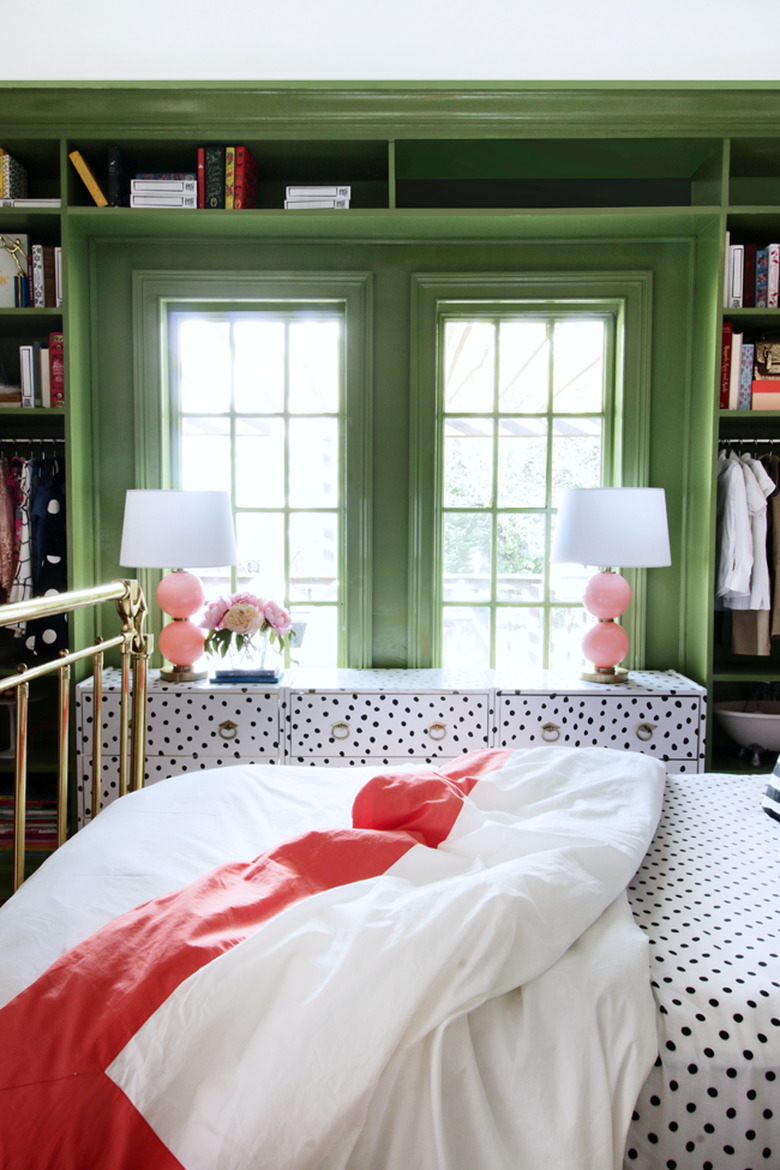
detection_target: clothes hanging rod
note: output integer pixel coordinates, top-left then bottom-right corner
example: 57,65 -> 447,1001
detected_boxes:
718,437 -> 779,445
0,436 -> 65,444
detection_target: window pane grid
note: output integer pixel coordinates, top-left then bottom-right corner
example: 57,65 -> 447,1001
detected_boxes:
440,312 -> 612,670
171,309 -> 344,667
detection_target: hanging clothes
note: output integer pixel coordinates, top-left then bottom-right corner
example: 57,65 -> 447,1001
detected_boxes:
715,449 -> 774,656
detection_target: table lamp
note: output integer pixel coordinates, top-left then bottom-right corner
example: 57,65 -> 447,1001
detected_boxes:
551,487 -> 671,683
120,489 -> 237,681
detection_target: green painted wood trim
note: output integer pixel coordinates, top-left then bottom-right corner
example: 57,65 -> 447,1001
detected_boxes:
409,270 -> 654,670
4,85 -> 780,139
132,269 -> 373,667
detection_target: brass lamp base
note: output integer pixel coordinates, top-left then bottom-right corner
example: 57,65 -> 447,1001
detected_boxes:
581,665 -> 628,684
160,666 -> 208,683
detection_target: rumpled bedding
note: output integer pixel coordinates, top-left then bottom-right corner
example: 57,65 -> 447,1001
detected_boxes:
0,745 -> 665,1170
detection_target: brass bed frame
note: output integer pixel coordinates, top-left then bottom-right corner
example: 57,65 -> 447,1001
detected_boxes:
0,581 -> 151,893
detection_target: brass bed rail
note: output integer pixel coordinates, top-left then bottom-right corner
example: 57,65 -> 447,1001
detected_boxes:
0,580 -> 151,893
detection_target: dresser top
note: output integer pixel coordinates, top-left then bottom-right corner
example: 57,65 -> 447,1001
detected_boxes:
76,666 -> 705,697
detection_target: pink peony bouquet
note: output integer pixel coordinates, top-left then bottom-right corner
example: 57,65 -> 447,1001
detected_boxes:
201,591 -> 294,658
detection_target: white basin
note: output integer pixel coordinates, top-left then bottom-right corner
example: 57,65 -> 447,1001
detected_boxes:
714,700 -> 780,766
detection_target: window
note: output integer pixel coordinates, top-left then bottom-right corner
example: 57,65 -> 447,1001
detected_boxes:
439,311 -> 616,672
409,273 -> 649,673
169,307 -> 344,665
141,272 -> 372,669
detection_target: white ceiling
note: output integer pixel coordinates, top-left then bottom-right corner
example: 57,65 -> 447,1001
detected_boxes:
4,0 -> 780,83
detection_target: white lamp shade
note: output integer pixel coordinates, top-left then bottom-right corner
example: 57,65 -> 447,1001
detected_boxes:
119,490 -> 237,570
551,487 -> 671,568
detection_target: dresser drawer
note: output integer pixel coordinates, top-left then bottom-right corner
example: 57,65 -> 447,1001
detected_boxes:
495,692 -> 701,761
78,687 -> 282,760
288,689 -> 491,761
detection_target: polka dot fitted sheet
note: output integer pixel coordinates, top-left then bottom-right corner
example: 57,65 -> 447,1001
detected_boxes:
624,772 -> 779,1170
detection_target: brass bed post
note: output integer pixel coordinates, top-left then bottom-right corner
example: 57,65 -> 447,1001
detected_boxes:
0,580 -> 151,893
12,677 -> 29,895
91,646 -> 104,820
57,660 -> 70,848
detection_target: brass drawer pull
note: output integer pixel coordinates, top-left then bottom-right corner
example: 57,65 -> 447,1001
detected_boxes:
331,721 -> 351,740
541,722 -> 561,742
218,719 -> 238,741
636,722 -> 657,742
426,721 -> 447,740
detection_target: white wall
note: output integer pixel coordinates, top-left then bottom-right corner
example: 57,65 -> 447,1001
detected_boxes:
4,0 -> 780,82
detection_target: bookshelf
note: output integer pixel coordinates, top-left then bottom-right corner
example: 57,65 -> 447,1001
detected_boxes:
2,84 -> 780,773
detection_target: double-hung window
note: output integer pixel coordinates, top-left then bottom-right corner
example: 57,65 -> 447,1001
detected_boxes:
439,310 -> 617,672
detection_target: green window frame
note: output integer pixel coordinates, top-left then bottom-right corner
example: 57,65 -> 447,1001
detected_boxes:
132,270 -> 373,667
409,272 -> 654,670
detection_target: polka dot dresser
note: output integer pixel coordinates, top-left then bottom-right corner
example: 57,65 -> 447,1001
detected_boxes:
76,667 -> 706,825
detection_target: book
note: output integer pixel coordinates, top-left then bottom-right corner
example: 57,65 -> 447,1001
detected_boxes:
49,332 -> 64,407
737,341 -> 755,410
31,340 -> 43,406
0,198 -> 60,208
30,244 -> 45,307
769,243 -> 780,308
107,145 -> 130,207
728,330 -> 742,409
0,152 -> 27,200
284,198 -> 350,209
197,147 -> 205,209
203,146 -> 225,209
54,246 -> 62,307
69,150 -> 108,207
129,192 -> 197,208
743,243 -> 757,309
720,320 -> 733,409
134,172 -> 196,181
43,245 -> 56,307
728,243 -> 744,307
19,345 -> 34,407
233,145 -> 259,209
285,185 -> 351,199
130,178 -> 197,194
751,380 -> 780,409
756,248 -> 769,307
39,344 -> 50,407
0,232 -> 29,307
224,147 -> 235,209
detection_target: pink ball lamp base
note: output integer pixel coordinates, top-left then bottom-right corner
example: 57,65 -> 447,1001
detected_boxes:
156,570 -> 207,682
580,570 -> 631,683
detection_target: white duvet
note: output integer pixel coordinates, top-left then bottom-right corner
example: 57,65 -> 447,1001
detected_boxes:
0,746 -> 665,1170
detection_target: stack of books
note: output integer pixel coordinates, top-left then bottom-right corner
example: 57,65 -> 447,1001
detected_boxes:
284,185 -> 351,209
130,175 -> 197,209
19,332 -> 65,408
0,235 -> 63,309
198,145 -> 260,209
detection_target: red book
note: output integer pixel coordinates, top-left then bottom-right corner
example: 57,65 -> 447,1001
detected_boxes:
720,321 -> 733,409
197,147 -> 205,210
233,145 -> 259,210
49,331 -> 64,408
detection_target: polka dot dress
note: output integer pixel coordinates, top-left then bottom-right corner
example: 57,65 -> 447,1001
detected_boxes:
624,772 -> 780,1169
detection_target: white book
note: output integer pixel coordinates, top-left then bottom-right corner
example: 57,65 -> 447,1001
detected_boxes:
285,185 -> 350,199
30,244 -> 45,307
728,243 -> 744,308
54,246 -> 62,307
19,345 -> 34,407
40,346 -> 50,408
728,331 -> 743,410
130,193 -> 197,208
769,243 -> 780,308
284,198 -> 350,209
130,178 -> 197,194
